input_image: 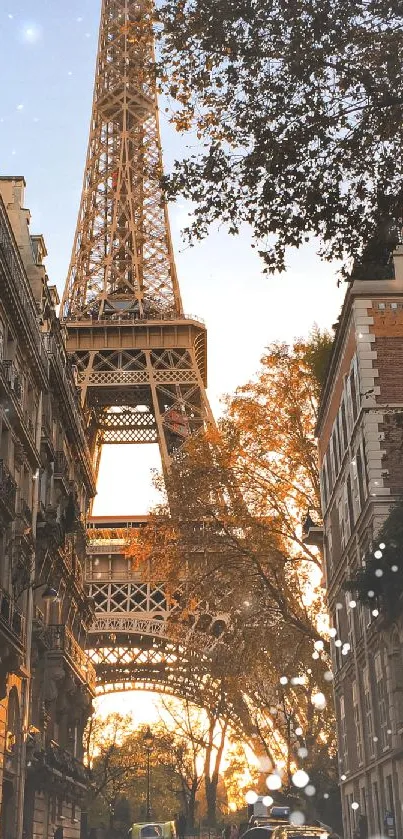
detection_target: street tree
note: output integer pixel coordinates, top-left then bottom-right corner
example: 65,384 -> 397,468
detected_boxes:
130,332 -> 332,648
157,0 -> 403,274
85,716 -> 184,830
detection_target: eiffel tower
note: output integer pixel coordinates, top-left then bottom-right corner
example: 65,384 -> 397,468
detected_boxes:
61,0 -> 217,696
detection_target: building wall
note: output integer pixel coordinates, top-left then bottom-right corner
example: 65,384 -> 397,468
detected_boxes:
317,246 -> 403,839
0,177 -> 95,839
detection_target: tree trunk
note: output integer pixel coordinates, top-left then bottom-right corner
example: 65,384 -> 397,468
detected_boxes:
188,781 -> 198,832
205,777 -> 218,828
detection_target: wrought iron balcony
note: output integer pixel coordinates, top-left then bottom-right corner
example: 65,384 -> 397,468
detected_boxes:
0,459 -> 17,522
54,450 -> 69,487
2,360 -> 22,402
20,497 -> 32,525
47,740 -> 89,784
0,203 -> 48,382
0,584 -> 26,650
44,334 -> 92,459
28,740 -> 89,793
41,415 -> 55,456
47,624 -> 96,691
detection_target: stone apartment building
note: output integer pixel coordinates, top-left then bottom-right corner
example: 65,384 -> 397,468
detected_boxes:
0,177 -> 96,839
317,243 -> 403,839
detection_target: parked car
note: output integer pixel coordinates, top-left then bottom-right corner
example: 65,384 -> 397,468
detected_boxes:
271,824 -> 330,839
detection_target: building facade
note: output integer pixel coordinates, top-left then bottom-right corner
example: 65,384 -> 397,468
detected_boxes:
0,177 -> 96,839
317,244 -> 403,839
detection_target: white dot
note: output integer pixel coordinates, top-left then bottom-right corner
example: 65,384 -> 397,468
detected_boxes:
329,627 -> 337,637
335,639 -> 342,648
298,747 -> 308,759
295,727 -> 303,736
305,785 -> 316,797
379,542 -> 386,549
280,676 -> 288,685
324,671 -> 334,682
262,796 -> 273,807
16,104 -> 24,110
290,812 -> 305,826
266,774 -> 282,791
336,602 -> 343,610
340,774 -> 346,781
245,791 -> 258,805
314,640 -> 324,651
324,793 -> 330,800
349,600 -> 357,608
351,802 -> 359,811
375,568 -> 383,577
387,729 -> 392,735
21,23 -> 42,44
372,609 -> 379,617
392,565 -> 398,572
311,692 -> 327,710
373,736 -> 378,742
292,770 -> 310,788
368,590 -> 375,597
312,651 -> 320,660
374,550 -> 383,559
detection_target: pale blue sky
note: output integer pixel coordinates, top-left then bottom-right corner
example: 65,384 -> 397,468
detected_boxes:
0,2 -> 345,513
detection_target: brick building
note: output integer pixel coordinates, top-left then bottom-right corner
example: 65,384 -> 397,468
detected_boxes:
317,244 -> 403,839
0,177 -> 96,839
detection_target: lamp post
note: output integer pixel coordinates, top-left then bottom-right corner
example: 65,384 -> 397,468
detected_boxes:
143,725 -> 154,820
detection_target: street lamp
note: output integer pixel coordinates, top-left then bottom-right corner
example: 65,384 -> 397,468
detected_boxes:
143,725 -> 154,820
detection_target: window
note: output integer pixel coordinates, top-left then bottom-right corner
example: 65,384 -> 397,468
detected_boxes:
386,775 -> 395,820
346,473 -> 355,532
352,680 -> 363,765
320,464 -> 329,511
345,592 -> 353,648
363,666 -> 375,757
340,401 -> 348,451
339,695 -> 348,769
349,362 -> 359,422
326,449 -> 334,491
373,782 -> 382,836
0,318 -> 4,363
374,651 -> 389,749
332,429 -> 340,478
356,446 -> 366,510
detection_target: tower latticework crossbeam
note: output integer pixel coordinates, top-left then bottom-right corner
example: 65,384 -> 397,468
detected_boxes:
61,0 -> 215,694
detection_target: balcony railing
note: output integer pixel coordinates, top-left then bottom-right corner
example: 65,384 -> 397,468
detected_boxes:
47,624 -> 96,690
54,450 -> 69,481
86,566 -> 140,582
87,542 -> 127,554
0,205 -> 48,381
20,497 -> 32,525
45,740 -> 89,786
2,360 -> 22,402
0,459 -> 17,520
44,334 -> 91,459
0,584 -> 25,647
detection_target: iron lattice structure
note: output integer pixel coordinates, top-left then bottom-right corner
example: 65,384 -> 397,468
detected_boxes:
61,1 -> 215,696
86,518 -> 229,700
62,0 -> 182,322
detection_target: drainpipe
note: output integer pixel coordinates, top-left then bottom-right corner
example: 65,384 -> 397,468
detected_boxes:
15,391 -> 43,839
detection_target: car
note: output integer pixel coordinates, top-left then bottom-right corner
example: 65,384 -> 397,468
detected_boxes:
129,822 -> 176,839
271,825 -> 330,839
241,827 -> 277,839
